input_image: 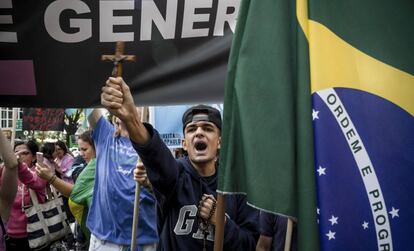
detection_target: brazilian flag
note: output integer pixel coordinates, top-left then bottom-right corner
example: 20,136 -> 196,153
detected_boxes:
218,0 -> 413,250
218,0 -> 318,249
69,158 -> 96,239
307,0 -> 414,250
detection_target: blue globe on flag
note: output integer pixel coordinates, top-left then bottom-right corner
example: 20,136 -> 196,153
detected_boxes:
312,88 -> 414,251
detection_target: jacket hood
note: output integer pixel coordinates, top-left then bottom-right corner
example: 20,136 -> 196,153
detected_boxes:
178,156 -> 218,188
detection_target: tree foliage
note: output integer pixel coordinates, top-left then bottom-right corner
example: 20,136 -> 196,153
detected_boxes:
64,109 -> 83,146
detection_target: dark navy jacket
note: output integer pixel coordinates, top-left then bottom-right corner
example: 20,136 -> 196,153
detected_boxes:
259,211 -> 297,251
132,123 -> 259,251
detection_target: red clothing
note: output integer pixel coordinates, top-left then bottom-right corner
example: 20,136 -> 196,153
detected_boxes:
1,162 -> 47,238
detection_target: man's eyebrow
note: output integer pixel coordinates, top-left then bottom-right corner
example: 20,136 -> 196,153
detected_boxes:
198,122 -> 215,127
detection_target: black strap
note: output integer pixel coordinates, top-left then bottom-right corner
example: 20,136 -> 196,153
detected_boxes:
0,216 -> 6,237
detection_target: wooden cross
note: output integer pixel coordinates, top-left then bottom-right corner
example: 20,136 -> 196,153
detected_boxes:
101,41 -> 136,77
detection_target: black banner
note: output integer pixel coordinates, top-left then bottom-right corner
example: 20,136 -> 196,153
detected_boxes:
0,0 -> 240,107
22,108 -> 64,131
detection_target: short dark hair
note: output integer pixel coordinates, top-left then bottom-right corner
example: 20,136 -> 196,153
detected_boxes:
14,140 -> 39,156
26,140 -> 39,156
41,142 -> 56,160
182,105 -> 222,132
55,140 -> 69,154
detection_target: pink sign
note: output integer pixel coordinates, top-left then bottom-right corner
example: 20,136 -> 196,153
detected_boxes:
0,60 -> 36,95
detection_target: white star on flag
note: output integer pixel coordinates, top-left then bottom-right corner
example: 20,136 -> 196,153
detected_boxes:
317,166 -> 326,176
389,207 -> 400,218
312,109 -> 320,120
317,208 -> 320,215
326,230 -> 336,240
328,215 -> 339,226
362,221 -> 369,229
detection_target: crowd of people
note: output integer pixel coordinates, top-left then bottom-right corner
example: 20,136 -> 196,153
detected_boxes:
0,77 -> 297,251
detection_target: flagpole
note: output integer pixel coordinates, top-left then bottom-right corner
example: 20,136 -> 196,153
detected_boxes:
213,193 -> 226,251
283,217 -> 293,251
10,108 -> 18,146
131,174 -> 141,251
130,107 -> 148,251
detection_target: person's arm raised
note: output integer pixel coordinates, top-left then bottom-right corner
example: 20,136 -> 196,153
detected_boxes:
0,128 -> 18,221
101,77 -> 150,145
0,128 -> 17,170
88,108 -> 105,129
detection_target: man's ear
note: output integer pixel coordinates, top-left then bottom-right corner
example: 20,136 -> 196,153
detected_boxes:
182,139 -> 187,151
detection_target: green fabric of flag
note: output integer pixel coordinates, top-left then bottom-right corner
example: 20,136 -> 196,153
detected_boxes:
217,0 -> 319,250
69,158 -> 96,239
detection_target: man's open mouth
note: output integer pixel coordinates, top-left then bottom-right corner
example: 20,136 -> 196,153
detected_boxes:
195,142 -> 207,151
